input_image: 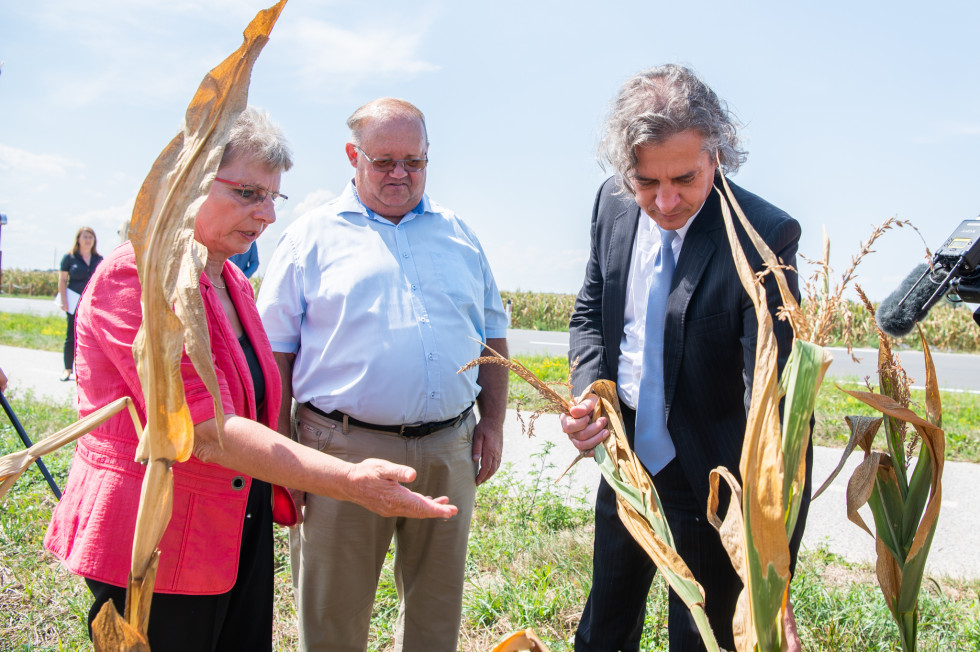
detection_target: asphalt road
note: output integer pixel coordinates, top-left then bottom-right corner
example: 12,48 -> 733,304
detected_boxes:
508,328 -> 980,393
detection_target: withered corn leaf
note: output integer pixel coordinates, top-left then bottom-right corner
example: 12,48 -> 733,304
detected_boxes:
492,628 -> 553,652
821,324 -> 944,652
91,2 -> 287,647
706,175 -> 827,652
0,397 -> 141,500
588,379 -> 720,651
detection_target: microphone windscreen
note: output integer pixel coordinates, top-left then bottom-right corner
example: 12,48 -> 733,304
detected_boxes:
876,263 -> 945,337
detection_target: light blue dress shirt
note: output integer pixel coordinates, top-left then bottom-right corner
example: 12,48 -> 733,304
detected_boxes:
257,181 -> 509,425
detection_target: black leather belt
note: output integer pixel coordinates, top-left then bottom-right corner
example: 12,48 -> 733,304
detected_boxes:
302,402 -> 474,438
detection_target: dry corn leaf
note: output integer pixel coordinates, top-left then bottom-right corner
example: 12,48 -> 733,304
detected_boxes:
89,2 -> 287,646
588,379 -> 719,651
707,174 -> 824,652
0,397 -> 141,500
812,414 -> 881,500
457,361 -> 719,649
844,452 -> 886,537
491,628 -> 553,652
707,466 -> 754,652
91,600 -> 149,652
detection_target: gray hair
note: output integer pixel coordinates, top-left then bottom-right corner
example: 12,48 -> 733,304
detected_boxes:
220,106 -> 294,172
599,64 -> 746,194
346,97 -> 428,145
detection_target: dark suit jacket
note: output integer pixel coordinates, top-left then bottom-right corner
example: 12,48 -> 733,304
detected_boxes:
570,174 -> 809,514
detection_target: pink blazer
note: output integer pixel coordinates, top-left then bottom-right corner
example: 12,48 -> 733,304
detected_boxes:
45,242 -> 293,595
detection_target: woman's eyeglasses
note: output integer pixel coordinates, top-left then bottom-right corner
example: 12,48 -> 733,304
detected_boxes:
214,177 -> 288,207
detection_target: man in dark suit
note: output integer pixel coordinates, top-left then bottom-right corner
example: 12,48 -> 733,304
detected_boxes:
561,64 -> 812,651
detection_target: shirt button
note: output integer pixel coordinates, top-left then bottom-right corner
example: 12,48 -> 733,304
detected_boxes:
430,392 -> 437,398
402,252 -> 409,258
411,284 -> 417,290
428,353 -> 434,360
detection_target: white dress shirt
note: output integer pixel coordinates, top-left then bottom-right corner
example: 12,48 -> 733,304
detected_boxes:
617,207 -> 703,410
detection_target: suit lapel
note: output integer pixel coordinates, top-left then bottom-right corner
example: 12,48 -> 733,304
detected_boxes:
663,190 -> 723,411
602,201 -> 641,371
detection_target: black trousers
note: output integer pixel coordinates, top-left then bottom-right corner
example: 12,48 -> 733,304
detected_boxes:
575,407 -> 741,652
63,312 -> 76,371
85,480 -> 274,652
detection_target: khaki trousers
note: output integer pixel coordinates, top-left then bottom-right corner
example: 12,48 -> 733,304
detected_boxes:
290,404 -> 477,652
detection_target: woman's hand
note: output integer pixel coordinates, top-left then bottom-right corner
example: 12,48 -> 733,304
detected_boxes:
343,458 -> 458,519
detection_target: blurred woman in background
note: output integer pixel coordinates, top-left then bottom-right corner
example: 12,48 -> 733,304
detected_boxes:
57,227 -> 102,381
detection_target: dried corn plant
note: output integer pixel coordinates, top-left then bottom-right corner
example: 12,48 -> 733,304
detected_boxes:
7,3 -> 293,649
460,353 -> 722,650
491,627 -> 553,652
0,9 -> 287,648
0,398 -> 141,501
460,341 -> 572,438
813,293 -> 944,652
706,174 -> 832,652
798,217 -> 915,355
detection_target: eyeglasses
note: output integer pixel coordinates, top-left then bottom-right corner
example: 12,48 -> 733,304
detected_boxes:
213,177 -> 288,207
354,145 -> 428,173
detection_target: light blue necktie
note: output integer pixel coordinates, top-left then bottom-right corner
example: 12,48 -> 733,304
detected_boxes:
634,227 -> 678,477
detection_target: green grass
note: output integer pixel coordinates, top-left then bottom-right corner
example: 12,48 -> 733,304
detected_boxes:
0,312 -> 66,352
2,382 -> 979,650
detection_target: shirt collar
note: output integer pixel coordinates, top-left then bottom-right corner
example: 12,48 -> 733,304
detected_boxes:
340,180 -> 430,225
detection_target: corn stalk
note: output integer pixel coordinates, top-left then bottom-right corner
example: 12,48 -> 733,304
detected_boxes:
87,3 -> 287,648
705,175 -> 832,652
813,315 -> 944,652
459,351 -> 721,650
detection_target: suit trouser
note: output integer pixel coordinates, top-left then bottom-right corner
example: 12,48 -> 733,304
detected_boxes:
575,407 -> 741,652
290,403 -> 477,652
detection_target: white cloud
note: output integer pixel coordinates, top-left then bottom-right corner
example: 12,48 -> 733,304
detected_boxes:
277,18 -> 439,92
292,188 -> 336,215
0,144 -> 80,177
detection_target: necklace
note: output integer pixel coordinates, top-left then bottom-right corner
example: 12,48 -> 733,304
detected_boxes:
205,261 -> 226,289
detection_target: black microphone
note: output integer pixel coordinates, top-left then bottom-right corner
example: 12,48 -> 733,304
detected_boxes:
876,263 -> 948,337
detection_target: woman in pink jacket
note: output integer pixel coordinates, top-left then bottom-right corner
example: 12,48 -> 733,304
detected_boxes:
45,107 -> 457,651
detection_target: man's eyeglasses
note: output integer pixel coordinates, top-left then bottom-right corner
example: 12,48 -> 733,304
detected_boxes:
213,177 -> 288,208
354,145 -> 428,173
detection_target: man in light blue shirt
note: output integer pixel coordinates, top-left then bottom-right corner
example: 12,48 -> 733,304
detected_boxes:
257,97 -> 508,651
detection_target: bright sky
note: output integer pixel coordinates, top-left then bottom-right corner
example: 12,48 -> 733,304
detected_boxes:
2,1 -> 979,301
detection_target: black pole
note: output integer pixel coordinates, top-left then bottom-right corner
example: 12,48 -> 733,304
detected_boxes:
0,389 -> 62,499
